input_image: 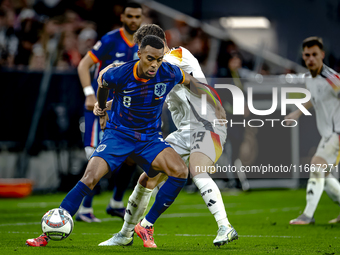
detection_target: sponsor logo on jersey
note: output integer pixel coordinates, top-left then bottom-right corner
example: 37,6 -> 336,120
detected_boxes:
96,144 -> 106,152
115,52 -> 125,58
123,89 -> 135,93
93,41 -> 102,51
154,83 -> 166,99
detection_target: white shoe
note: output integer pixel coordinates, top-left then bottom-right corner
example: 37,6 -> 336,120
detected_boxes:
328,214 -> 340,224
213,224 -> 238,247
289,214 -> 315,225
98,232 -> 133,246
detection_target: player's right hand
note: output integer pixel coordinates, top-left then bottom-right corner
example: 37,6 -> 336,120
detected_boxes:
99,112 -> 109,131
93,101 -> 112,116
85,94 -> 97,111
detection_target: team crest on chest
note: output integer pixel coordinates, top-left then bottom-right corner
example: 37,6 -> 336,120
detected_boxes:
154,83 -> 166,100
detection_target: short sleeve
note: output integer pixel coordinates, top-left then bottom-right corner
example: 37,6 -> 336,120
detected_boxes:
172,65 -> 185,85
102,67 -> 120,89
89,34 -> 113,63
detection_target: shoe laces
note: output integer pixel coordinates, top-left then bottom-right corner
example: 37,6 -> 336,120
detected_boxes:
217,225 -> 227,236
145,226 -> 154,240
37,234 -> 49,242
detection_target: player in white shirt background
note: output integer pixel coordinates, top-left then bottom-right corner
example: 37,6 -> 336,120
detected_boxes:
286,37 -> 340,225
95,24 -> 238,247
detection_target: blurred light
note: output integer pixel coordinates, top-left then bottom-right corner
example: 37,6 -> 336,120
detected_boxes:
285,74 -> 293,83
79,117 -> 85,133
220,17 -> 270,29
255,74 -> 263,83
298,73 -> 305,84
279,75 -> 286,84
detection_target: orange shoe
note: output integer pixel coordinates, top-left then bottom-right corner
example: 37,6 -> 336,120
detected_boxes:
26,234 -> 49,247
134,222 -> 157,248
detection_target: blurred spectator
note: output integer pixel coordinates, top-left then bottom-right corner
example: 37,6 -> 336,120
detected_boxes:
29,43 -> 45,70
185,28 -> 209,63
33,0 -> 68,17
142,6 -> 161,26
0,9 -> 19,67
15,8 -> 42,67
59,31 -> 81,68
78,27 -> 96,56
0,0 -> 13,12
165,18 -> 190,49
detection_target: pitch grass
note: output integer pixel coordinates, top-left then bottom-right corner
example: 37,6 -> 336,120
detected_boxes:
1,189 -> 340,255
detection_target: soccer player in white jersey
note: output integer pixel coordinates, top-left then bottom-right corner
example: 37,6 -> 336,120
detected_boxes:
286,37 -> 340,225
96,24 -> 238,247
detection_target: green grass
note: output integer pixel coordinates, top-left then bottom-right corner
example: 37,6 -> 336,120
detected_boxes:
1,189 -> 340,254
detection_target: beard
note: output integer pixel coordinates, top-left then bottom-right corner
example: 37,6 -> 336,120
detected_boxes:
124,23 -> 138,35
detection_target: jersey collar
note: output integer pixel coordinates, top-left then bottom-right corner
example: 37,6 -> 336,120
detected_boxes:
119,28 -> 135,48
133,61 -> 150,83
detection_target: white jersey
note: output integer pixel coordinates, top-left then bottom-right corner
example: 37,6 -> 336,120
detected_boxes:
305,65 -> 340,137
164,47 -> 224,135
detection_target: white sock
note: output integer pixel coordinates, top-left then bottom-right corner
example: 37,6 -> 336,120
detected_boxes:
84,146 -> 95,160
120,182 -> 153,237
109,198 -> 124,209
324,173 -> 340,205
193,173 -> 230,227
303,168 -> 325,218
141,218 -> 153,228
77,205 -> 93,214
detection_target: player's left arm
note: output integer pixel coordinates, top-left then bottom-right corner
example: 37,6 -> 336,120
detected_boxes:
181,71 -> 226,122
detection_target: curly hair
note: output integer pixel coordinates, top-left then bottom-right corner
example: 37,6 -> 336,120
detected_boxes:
133,24 -> 166,45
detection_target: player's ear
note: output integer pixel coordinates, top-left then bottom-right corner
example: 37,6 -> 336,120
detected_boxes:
137,49 -> 141,59
120,13 -> 124,23
321,50 -> 325,60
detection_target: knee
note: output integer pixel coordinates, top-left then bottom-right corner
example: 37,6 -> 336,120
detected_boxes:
309,166 -> 325,179
138,173 -> 154,189
169,163 -> 188,179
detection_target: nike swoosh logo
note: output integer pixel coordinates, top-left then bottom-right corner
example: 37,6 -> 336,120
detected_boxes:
123,89 -> 135,93
163,203 -> 170,207
116,52 -> 125,58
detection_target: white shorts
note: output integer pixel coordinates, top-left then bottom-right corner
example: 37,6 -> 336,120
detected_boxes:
315,133 -> 340,165
165,127 -> 227,166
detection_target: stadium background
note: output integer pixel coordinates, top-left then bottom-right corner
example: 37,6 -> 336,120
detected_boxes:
1,0 -> 336,190
1,0 -> 340,254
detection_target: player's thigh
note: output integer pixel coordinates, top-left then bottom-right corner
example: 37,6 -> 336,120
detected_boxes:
314,133 -> 340,166
133,135 -> 186,178
189,152 -> 214,177
151,147 -> 188,179
91,129 -> 134,173
80,156 -> 110,189
165,130 -> 190,166
138,171 -> 168,189
191,129 -> 225,164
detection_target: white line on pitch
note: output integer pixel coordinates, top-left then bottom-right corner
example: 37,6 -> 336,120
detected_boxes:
0,231 -> 305,239
0,206 -> 301,227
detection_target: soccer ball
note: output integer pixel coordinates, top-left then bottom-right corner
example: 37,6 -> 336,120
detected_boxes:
41,208 -> 74,241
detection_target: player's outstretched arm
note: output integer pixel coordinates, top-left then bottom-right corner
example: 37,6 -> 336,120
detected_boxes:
181,71 -> 226,122
284,100 -> 313,125
78,53 -> 97,111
